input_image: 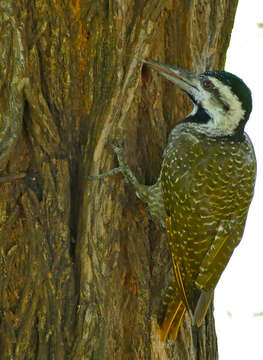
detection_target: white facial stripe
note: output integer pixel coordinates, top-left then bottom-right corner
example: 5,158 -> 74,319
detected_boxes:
209,77 -> 245,131
193,77 -> 246,136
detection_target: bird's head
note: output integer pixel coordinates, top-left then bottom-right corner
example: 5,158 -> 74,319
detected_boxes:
143,59 -> 252,138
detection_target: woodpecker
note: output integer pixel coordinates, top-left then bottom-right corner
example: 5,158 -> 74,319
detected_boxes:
89,59 -> 256,342
138,59 -> 257,341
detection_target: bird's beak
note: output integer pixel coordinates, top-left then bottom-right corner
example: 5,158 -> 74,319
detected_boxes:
143,59 -> 200,97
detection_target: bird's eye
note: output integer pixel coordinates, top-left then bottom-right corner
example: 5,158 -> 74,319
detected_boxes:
202,79 -> 213,90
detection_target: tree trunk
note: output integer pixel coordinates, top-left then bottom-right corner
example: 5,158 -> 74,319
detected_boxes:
0,0 -> 238,359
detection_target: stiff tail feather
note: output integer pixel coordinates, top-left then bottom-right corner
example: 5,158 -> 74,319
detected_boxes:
160,279 -> 187,342
160,216 -> 189,341
193,289 -> 214,327
160,299 -> 186,341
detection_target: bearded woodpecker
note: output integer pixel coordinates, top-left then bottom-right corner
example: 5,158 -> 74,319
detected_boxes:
140,59 -> 256,341
90,59 -> 257,342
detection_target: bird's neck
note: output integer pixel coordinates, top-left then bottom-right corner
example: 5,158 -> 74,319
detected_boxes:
180,105 -> 246,140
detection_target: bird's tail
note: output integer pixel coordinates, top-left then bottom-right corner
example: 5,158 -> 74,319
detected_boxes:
193,289 -> 214,327
160,280 -> 187,342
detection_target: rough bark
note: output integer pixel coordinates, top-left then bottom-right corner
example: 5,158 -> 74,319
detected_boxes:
0,0 -> 238,359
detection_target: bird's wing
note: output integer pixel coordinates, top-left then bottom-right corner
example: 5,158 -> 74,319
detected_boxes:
193,219 -> 245,325
195,219 -> 245,291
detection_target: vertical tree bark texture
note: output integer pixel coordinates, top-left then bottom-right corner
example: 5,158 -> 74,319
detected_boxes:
0,0 -> 238,359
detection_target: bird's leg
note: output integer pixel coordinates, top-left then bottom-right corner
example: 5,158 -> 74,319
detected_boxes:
88,144 -> 144,188
88,143 -> 148,194
110,144 -> 145,188
89,144 -> 166,228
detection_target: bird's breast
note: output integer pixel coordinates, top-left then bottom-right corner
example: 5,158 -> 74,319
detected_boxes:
162,128 -> 256,217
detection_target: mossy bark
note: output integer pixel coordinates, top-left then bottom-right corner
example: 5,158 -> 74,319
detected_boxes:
0,0 -> 238,359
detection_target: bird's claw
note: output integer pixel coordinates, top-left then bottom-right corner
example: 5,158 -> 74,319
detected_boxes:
110,142 -> 124,156
88,142 -> 127,181
108,142 -> 127,168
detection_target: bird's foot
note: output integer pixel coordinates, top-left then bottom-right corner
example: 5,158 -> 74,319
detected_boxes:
88,143 -> 166,228
88,143 -> 135,184
110,143 -> 133,183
